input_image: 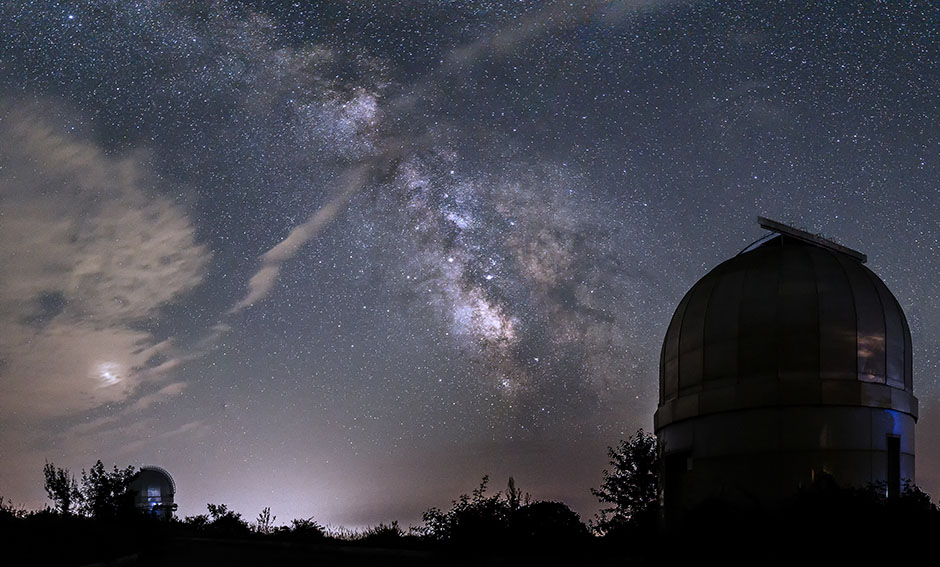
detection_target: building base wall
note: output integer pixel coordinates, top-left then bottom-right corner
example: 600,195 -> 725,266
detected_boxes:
657,405 -> 915,518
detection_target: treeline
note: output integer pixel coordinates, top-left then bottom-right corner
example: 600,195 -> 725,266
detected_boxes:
4,429 -> 940,564
20,469 -> 601,545
26,430 -> 662,539
0,470 -> 624,565
0,431 -> 661,565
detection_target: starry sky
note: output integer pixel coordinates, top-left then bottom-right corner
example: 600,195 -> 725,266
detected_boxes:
1,1 -> 939,528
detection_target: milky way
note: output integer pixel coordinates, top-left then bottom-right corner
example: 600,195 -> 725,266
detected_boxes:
1,1 -> 939,527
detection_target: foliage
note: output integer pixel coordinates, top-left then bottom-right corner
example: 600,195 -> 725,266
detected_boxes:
0,495 -> 27,520
591,429 -> 660,535
513,501 -> 590,543
420,475 -> 509,543
506,476 -> 528,513
323,524 -> 358,540
274,516 -> 326,541
419,476 -> 588,547
207,502 -> 232,521
355,521 -> 406,545
181,504 -> 252,535
205,502 -> 250,535
254,506 -> 277,534
897,480 -> 939,512
79,460 -> 136,520
183,513 -> 210,529
43,461 -> 82,516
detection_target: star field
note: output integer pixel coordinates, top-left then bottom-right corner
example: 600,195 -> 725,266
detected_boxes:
1,1 -> 939,527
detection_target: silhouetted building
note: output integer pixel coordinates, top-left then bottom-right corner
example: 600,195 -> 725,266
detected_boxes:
128,465 -> 177,519
656,218 -> 917,520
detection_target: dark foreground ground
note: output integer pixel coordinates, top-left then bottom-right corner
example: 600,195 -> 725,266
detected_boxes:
8,486 -> 940,567
0,515 -> 645,567
76,537 -> 645,567
8,523 -> 940,567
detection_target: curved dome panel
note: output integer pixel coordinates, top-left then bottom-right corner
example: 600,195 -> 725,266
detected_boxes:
656,234 -> 916,430
136,465 -> 176,495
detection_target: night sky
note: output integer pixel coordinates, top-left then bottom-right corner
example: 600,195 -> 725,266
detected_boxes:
2,1 -> 939,528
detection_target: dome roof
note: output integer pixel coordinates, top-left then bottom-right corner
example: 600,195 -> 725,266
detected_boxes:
131,465 -> 176,495
656,227 -> 917,430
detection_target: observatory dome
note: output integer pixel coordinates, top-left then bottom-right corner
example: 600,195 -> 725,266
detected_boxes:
129,465 -> 177,519
657,226 -> 916,426
655,218 -> 917,517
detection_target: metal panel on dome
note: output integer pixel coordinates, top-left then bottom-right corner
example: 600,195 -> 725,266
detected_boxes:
661,288 -> 693,403
834,254 -> 887,384
775,245 -> 819,382
811,248 -> 858,382
737,249 -> 779,382
679,275 -> 718,396
868,270 -> 906,388
904,313 -> 913,392
702,266 -> 744,386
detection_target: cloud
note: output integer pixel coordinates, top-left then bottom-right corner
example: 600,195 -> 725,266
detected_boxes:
230,163 -> 371,313
0,102 -> 210,419
133,381 -> 187,411
442,2 -> 602,69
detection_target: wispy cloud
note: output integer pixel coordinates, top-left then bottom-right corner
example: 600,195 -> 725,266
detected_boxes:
0,102 -> 210,419
229,163 -> 372,313
133,381 -> 187,411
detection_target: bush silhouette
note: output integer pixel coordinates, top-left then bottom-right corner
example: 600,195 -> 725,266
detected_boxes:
512,501 -> 590,544
356,521 -> 408,546
275,517 -> 326,541
203,503 -> 251,536
419,476 -> 589,550
420,475 -> 509,544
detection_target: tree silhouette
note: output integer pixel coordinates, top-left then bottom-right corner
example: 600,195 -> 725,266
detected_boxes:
506,476 -> 528,513
254,506 -> 276,534
79,460 -> 136,520
43,461 -> 81,516
591,429 -> 659,535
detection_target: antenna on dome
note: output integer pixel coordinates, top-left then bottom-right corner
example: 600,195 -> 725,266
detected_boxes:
757,216 -> 867,263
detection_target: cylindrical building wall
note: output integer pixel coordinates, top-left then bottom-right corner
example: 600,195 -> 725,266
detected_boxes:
659,406 -> 915,514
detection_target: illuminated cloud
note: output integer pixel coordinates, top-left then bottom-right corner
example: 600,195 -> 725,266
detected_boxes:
133,381 -> 187,411
0,103 -> 210,418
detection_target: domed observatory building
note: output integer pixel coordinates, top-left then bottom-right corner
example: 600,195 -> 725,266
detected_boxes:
655,218 -> 917,519
128,466 -> 178,519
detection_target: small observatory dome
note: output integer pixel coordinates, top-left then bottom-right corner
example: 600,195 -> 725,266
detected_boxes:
128,465 -> 177,519
655,218 -> 917,518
